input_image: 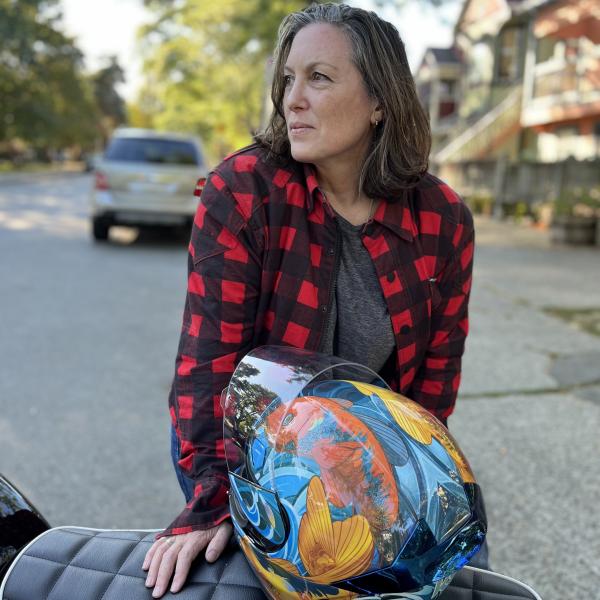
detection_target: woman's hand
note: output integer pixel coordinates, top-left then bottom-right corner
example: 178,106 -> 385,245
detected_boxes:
142,522 -> 233,598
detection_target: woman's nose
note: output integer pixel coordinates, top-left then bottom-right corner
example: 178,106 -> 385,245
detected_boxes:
285,79 -> 308,112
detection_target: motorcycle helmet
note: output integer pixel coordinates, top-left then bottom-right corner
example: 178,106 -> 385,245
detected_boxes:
222,346 -> 486,599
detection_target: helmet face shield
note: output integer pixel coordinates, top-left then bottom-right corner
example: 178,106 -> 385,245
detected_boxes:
222,345 -> 389,484
224,346 -> 486,600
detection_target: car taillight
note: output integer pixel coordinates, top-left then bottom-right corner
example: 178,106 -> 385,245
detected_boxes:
95,171 -> 109,190
196,177 -> 206,194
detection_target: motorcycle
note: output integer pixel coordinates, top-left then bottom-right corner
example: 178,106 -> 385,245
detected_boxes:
0,473 -> 542,600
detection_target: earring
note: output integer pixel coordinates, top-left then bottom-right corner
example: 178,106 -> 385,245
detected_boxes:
374,120 -> 380,127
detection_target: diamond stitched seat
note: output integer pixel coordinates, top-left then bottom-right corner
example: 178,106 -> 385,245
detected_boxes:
1,527 -> 541,600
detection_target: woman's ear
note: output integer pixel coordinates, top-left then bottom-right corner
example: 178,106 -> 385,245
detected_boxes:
371,106 -> 384,127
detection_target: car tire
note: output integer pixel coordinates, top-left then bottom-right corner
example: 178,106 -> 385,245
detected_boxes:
92,218 -> 110,241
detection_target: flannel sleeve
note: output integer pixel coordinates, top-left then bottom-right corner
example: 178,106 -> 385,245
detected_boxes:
159,172 -> 262,537
407,211 -> 475,422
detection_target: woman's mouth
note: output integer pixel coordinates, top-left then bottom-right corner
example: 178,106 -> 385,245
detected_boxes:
289,124 -> 314,135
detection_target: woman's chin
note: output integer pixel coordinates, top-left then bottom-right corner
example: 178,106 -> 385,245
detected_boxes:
289,145 -> 317,164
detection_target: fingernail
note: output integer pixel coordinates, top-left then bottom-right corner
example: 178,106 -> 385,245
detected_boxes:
206,551 -> 215,562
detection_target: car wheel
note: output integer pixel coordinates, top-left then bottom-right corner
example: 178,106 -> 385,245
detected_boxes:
92,218 -> 110,241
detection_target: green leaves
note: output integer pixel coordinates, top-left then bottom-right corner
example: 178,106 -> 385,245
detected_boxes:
0,0 -> 101,153
373,0 -> 445,9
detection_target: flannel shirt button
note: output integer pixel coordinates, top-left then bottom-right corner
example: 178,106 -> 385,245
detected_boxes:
400,325 -> 411,334
327,247 -> 335,256
387,272 -> 395,282
321,305 -> 328,313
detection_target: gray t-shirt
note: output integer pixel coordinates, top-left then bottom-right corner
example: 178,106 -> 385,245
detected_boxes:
320,214 -> 396,374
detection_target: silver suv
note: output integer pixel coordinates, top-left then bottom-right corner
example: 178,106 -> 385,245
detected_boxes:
90,128 -> 208,241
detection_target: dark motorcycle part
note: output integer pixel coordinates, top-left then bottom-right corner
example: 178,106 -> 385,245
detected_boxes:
0,475 -> 50,578
0,526 -> 542,600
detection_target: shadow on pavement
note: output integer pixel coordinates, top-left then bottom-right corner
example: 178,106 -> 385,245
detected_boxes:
105,225 -> 191,248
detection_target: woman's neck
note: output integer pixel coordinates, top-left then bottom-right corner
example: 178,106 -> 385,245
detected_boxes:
315,161 -> 375,225
315,161 -> 362,207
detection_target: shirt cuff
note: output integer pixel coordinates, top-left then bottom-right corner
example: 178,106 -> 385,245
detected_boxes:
157,475 -> 231,539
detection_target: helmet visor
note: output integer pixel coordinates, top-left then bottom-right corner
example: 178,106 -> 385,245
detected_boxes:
222,345 -> 389,482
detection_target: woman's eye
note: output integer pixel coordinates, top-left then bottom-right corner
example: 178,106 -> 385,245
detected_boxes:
312,72 -> 329,81
283,74 -> 293,86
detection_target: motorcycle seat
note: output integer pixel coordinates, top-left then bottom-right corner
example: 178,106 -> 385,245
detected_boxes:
0,526 -> 542,600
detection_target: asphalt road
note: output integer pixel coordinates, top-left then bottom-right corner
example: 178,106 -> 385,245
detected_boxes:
1,172 -> 599,599
0,172 -> 186,530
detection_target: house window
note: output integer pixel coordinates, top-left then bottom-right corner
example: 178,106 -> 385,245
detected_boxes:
468,42 -> 494,86
555,125 -> 580,160
417,82 -> 431,111
536,36 -> 558,64
497,27 -> 520,81
439,79 -> 456,98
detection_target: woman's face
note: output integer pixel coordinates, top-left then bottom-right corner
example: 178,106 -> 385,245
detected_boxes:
283,23 -> 379,170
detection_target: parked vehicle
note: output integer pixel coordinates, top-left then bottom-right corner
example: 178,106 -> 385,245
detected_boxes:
90,128 -> 207,241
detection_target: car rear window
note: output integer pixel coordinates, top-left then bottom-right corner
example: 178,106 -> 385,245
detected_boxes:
104,137 -> 201,165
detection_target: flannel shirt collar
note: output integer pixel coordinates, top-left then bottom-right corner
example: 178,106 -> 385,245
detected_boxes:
301,161 -> 415,242
302,162 -> 321,210
373,192 -> 416,242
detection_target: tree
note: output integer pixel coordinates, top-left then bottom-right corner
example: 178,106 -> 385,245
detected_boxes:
91,56 -> 127,145
373,0 -> 444,8
0,0 -> 99,157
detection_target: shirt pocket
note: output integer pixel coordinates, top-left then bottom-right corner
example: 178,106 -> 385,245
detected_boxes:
192,230 -> 239,265
426,277 -> 443,317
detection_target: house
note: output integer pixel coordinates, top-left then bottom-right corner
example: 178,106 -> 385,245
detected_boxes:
521,0 -> 600,161
415,47 -> 463,151
415,0 -> 600,165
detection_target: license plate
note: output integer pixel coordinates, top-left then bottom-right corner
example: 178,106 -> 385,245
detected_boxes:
127,182 -> 178,194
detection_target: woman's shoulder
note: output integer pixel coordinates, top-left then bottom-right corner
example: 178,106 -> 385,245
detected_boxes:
200,143 -> 303,232
413,171 -> 473,231
211,143 -> 298,189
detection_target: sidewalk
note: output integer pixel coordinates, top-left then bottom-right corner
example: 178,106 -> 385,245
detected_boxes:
453,216 -> 600,599
0,162 -> 86,185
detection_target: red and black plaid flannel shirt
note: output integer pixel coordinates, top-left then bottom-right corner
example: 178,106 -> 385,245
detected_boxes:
161,143 -> 474,537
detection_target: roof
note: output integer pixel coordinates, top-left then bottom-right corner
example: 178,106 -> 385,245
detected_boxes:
453,0 -> 553,33
510,0 -> 555,14
428,47 -> 463,65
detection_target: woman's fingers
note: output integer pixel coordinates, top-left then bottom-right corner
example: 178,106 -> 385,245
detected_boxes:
146,537 -> 175,587
149,538 -> 183,598
205,522 -> 233,562
143,525 -> 232,597
170,542 -> 197,593
170,530 -> 216,592
142,539 -> 159,571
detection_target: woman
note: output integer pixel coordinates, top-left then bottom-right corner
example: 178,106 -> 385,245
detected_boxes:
143,3 -> 476,597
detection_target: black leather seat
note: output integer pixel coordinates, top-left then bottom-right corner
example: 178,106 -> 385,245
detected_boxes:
0,527 -> 542,600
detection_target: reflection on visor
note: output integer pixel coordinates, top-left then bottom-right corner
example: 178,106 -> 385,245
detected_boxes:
223,346 -> 389,480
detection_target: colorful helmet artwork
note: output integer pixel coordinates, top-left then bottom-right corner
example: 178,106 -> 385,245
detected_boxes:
222,346 -> 486,600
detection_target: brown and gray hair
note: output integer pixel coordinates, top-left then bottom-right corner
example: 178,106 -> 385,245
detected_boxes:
255,2 -> 431,199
